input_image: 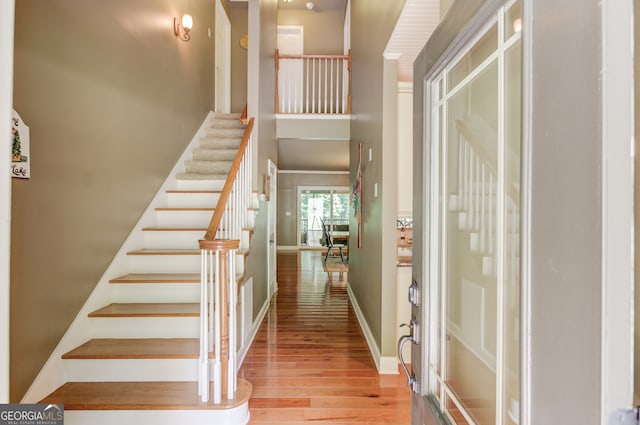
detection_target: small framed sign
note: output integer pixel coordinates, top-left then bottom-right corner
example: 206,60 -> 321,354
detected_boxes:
11,110 -> 30,179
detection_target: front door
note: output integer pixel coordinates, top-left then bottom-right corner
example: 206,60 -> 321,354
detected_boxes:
411,1 -> 523,424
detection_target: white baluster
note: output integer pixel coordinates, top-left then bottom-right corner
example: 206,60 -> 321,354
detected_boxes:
311,58 -> 316,114
475,155 -> 480,231
305,58 -> 310,113
481,164 -> 486,252
323,59 -> 329,114
468,148 -> 474,231
213,249 -> 222,404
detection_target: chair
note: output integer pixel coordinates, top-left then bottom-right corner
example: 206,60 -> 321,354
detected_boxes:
321,218 -> 346,262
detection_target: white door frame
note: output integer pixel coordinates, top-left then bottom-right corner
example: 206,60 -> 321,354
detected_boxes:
215,0 -> 231,113
0,0 -> 15,404
267,160 -> 278,297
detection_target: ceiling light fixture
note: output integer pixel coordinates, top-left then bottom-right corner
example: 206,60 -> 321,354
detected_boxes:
306,2 -> 314,9
174,14 -> 193,41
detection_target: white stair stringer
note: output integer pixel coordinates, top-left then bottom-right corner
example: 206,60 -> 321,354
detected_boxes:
24,111 -> 253,425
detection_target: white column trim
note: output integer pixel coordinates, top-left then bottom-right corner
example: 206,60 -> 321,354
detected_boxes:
0,0 -> 15,404
600,0 -> 635,421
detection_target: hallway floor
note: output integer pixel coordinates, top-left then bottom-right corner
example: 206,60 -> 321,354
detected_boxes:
239,250 -> 411,424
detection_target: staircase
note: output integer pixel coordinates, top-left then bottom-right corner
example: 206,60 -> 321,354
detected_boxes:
32,112 -> 256,425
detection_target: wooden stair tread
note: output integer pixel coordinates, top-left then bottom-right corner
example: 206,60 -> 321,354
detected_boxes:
109,273 -> 200,284
155,207 -> 215,211
142,227 -> 206,232
109,273 -> 245,284
126,249 -> 249,256
89,303 -> 199,317
40,380 -> 253,410
127,249 -> 200,256
165,190 -> 222,194
62,338 -> 200,359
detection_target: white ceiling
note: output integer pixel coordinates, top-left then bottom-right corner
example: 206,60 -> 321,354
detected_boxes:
384,0 -> 441,82
277,0 -> 346,12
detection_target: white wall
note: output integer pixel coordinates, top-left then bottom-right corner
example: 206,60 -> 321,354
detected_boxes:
0,0 -> 15,404
397,82 -> 413,216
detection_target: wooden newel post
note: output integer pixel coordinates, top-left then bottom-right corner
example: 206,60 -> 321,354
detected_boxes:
199,239 -> 240,401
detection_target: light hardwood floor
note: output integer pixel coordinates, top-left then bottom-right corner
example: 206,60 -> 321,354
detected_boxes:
240,251 -> 411,424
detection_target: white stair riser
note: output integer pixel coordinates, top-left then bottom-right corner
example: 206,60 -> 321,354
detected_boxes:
143,230 -> 251,251
127,255 -> 201,274
90,317 -> 199,338
64,406 -> 250,425
126,254 -> 245,274
111,284 -> 201,303
167,193 -> 220,209
143,231 -> 206,250
156,210 -> 213,228
176,179 -> 225,191
63,359 -> 199,382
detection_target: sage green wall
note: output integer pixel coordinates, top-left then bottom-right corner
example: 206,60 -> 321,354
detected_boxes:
349,0 -> 406,355
10,0 -> 221,402
231,3 -> 248,113
244,0 -> 277,323
277,173 -> 350,246
257,0 -> 278,180
278,9 -> 344,55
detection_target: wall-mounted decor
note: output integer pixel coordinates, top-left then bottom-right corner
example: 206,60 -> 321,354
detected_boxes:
350,142 -> 362,248
10,110 -> 30,179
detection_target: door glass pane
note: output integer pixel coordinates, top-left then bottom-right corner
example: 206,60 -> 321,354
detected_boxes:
504,0 -> 522,40
446,393 -> 473,425
503,39 -> 521,425
445,60 -> 498,425
300,190 -> 327,246
449,24 -> 498,91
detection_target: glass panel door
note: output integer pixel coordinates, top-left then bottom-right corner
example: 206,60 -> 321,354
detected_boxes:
426,2 -> 522,424
299,187 -> 350,247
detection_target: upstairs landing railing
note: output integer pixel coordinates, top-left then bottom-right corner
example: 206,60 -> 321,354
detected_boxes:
198,116 -> 254,404
276,50 -> 351,114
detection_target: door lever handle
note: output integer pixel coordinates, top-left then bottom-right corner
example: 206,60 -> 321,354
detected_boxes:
397,335 -> 418,393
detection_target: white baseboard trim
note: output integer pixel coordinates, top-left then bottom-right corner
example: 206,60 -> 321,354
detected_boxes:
346,284 -> 398,375
237,286 -> 275,368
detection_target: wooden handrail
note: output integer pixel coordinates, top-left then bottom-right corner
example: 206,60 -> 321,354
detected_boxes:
240,104 -> 248,123
456,118 -> 520,204
277,53 -> 351,60
203,117 -> 255,241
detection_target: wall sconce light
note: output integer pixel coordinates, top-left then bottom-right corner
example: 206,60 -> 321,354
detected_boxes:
513,18 -> 522,33
174,14 -> 193,41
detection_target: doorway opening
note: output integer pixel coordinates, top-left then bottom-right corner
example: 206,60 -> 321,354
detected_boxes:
297,187 -> 349,248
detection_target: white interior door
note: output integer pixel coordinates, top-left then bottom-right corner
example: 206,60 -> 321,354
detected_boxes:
215,0 -> 231,113
267,160 -> 278,297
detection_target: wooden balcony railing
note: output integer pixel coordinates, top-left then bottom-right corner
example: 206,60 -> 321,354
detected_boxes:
198,116 -> 254,404
276,50 -> 351,114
